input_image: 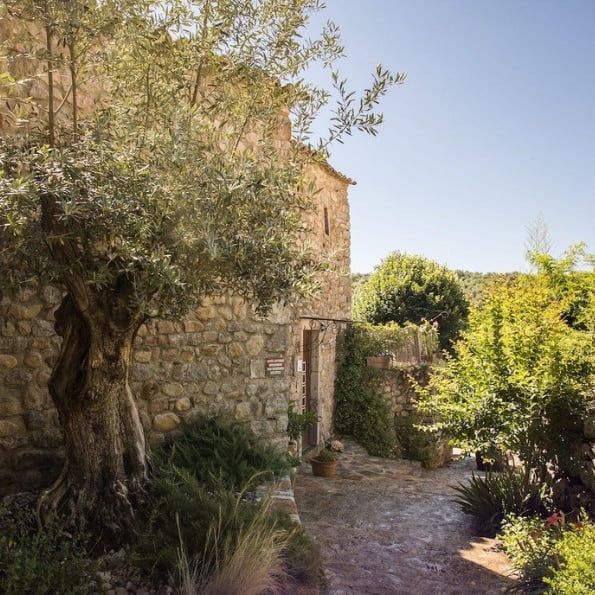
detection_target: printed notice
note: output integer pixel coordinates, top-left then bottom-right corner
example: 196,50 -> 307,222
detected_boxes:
265,358 -> 285,377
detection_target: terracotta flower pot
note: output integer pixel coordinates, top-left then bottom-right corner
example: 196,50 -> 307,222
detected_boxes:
309,457 -> 338,478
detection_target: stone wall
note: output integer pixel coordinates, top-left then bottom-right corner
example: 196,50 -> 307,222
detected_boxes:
0,286 -> 293,495
378,364 -> 430,421
371,361 -> 451,469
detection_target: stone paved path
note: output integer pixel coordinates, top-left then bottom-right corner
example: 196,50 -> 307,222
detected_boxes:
293,441 -> 518,595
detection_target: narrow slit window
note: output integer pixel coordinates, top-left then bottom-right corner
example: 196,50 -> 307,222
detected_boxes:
323,207 -> 330,236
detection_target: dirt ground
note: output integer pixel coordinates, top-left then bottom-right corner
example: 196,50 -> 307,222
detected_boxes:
293,441 -> 518,595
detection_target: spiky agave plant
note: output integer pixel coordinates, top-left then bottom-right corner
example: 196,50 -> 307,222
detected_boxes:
453,471 -> 548,536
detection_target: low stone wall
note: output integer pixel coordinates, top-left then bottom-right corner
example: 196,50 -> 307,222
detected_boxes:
373,362 -> 451,468
378,364 -> 430,420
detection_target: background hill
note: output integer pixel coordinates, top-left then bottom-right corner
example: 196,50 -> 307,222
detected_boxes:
454,271 -> 518,307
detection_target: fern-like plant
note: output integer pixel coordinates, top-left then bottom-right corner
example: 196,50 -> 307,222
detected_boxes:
153,416 -> 290,492
136,416 -> 324,591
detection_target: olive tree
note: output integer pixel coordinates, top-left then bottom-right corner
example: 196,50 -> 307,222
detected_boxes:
353,251 -> 469,351
0,0 -> 404,540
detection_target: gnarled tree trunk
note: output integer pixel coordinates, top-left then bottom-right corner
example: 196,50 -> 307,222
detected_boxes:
37,294 -> 149,543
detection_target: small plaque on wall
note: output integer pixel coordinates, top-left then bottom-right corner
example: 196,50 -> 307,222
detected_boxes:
265,358 -> 286,377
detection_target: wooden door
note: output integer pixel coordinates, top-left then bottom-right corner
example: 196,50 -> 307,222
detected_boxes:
302,329 -> 317,448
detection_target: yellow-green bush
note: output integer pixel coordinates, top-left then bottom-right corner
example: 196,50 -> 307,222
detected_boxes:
545,522 -> 595,594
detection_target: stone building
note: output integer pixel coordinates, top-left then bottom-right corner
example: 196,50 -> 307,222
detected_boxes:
0,16 -> 353,495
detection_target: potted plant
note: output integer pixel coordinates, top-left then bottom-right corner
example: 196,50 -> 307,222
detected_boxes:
309,445 -> 339,477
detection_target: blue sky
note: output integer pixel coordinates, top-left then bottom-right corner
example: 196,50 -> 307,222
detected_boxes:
305,0 -> 595,273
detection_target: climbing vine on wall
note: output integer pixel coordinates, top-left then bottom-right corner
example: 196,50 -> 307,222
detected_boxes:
333,324 -> 399,457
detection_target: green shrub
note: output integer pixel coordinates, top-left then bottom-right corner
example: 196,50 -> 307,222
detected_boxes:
137,468 -> 324,591
136,417 -> 324,591
500,514 -> 557,590
136,468 -> 245,579
395,413 -> 445,469
544,522 -> 595,594
453,471 -> 548,536
500,511 -> 595,594
287,405 -> 319,442
153,416 -> 290,492
0,508 -> 94,595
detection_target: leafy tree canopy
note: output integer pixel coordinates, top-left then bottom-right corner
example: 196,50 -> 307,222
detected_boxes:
353,252 -> 469,351
0,0 -> 404,316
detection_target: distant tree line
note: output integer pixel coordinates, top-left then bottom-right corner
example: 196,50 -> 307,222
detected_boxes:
353,269 -> 518,311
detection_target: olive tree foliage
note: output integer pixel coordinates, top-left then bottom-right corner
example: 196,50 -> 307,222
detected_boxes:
0,0 -> 404,541
419,246 -> 595,488
353,251 -> 469,351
